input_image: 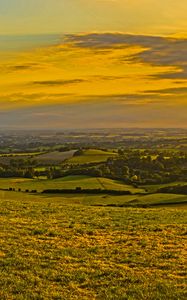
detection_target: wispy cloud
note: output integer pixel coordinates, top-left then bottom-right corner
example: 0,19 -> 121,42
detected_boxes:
64,33 -> 187,79
32,79 -> 86,86
0,32 -> 187,128
1,100 -> 186,129
144,86 -> 187,95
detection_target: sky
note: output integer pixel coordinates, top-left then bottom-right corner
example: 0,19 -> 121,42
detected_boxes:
0,0 -> 187,128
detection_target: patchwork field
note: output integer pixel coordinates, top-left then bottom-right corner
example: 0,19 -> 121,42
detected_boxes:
68,149 -> 117,164
35,150 -> 77,165
0,176 -> 145,193
0,191 -> 186,299
0,150 -> 78,166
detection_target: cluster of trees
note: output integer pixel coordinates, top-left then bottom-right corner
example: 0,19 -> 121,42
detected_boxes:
0,158 -> 38,178
158,184 -> 187,195
63,150 -> 187,184
0,149 -> 186,185
0,166 -> 34,178
103,151 -> 187,184
42,188 -> 131,195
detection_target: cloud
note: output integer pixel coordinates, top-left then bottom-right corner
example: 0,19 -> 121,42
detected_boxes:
91,75 -> 125,81
1,100 -> 186,129
64,33 -> 187,79
1,32 -> 187,129
0,63 -> 41,73
149,68 -> 187,79
0,92 -> 76,110
64,32 -> 165,48
81,93 -> 174,106
11,65 -> 35,70
144,86 -> 187,95
32,79 -> 86,86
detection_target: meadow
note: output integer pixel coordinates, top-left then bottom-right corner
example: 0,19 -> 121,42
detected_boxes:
142,182 -> 187,193
0,176 -> 145,194
0,133 -> 186,299
68,149 -> 117,164
0,191 -> 186,299
0,148 -> 115,166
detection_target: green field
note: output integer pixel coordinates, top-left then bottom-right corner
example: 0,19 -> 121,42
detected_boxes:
127,193 -> 187,207
0,191 -> 186,299
143,182 -> 187,193
0,176 -> 145,193
34,166 -> 61,172
0,190 -> 186,207
68,149 -> 117,164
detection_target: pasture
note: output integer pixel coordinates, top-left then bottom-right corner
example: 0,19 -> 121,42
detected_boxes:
0,191 -> 186,299
0,175 -> 145,193
143,182 -> 187,193
0,150 -> 76,166
68,149 -> 117,164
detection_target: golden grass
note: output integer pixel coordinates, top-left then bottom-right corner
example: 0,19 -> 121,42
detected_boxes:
0,191 -> 186,299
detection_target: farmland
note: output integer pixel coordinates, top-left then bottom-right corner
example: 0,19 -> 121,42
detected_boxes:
0,150 -> 76,166
0,129 -> 187,299
0,191 -> 186,299
0,175 -> 145,193
68,149 -> 117,164
0,148 -> 116,167
143,182 -> 187,193
35,150 -> 77,165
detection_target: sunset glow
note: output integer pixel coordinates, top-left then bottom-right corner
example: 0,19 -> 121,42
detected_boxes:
0,0 -> 187,128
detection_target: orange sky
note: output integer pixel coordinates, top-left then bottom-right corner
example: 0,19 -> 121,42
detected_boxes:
0,1 -> 187,128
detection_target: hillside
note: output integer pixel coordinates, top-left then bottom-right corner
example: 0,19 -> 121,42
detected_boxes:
0,190 -> 186,299
0,175 -> 145,194
68,149 -> 117,164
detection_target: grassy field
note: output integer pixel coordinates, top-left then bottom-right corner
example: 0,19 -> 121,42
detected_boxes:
0,191 -> 186,299
127,193 -> 187,207
0,191 -> 186,207
143,182 -> 187,193
68,149 -> 117,164
0,176 -> 145,193
34,166 -> 61,172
